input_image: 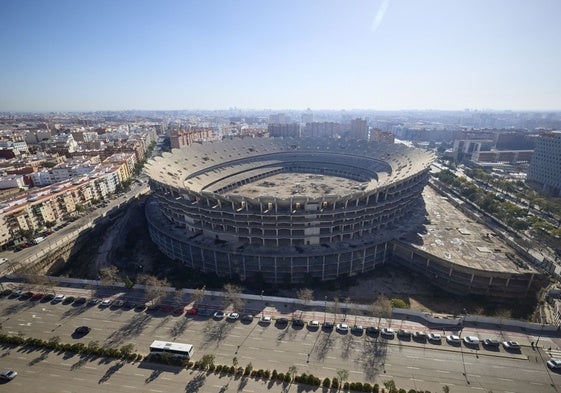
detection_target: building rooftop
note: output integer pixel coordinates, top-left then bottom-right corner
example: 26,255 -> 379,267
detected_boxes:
400,186 -> 538,274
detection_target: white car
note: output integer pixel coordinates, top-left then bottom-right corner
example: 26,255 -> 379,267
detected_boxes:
52,294 -> 65,303
446,335 -> 461,344
502,341 -> 521,350
0,370 -> 17,380
336,323 -> 349,332
100,299 -> 113,307
227,312 -> 240,320
213,311 -> 225,319
113,300 -> 125,307
259,316 -> 272,324
547,359 -> 561,370
428,333 -> 442,342
463,336 -> 480,345
381,328 -> 395,338
307,320 -> 320,328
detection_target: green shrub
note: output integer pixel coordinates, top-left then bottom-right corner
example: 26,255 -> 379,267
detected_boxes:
323,377 -> 331,388
363,382 -> 372,392
271,370 -> 278,380
373,383 -> 379,393
343,381 -> 350,391
332,377 -> 339,389
283,373 -> 291,383
263,369 -> 271,379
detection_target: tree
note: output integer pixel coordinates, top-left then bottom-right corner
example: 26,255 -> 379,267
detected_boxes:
390,298 -> 408,309
336,369 -> 349,390
384,379 -> 398,393
99,266 -> 120,286
442,385 -> 451,393
343,296 -> 351,321
328,297 -> 340,323
296,288 -> 314,310
223,283 -> 244,312
372,294 -> 392,325
192,286 -> 206,308
138,274 -> 170,305
288,365 -> 298,381
200,354 -> 215,370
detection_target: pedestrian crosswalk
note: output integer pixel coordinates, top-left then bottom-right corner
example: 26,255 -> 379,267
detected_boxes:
546,348 -> 561,359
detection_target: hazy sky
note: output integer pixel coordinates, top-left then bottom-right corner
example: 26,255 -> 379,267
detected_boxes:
1,0 -> 560,112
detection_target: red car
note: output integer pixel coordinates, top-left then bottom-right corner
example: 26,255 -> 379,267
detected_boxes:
31,293 -> 44,300
161,305 -> 172,312
186,308 -> 198,315
173,308 -> 184,315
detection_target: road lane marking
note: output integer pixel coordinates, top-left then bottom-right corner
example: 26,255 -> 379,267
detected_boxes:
407,366 -> 420,370
350,370 -> 361,374
134,373 -> 144,377
122,385 -> 136,389
149,390 -> 163,392
273,349 -> 284,353
84,366 -> 97,370
323,367 -> 336,371
498,378 -> 512,381
436,370 -> 450,374
411,378 -> 424,382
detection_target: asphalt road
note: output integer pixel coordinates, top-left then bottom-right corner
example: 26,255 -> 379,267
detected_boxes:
0,295 -> 559,393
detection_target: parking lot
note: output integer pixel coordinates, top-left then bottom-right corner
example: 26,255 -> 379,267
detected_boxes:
1,287 -> 560,392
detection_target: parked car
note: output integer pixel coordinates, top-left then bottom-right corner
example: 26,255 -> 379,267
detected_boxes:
87,298 -> 100,306
446,335 -> 461,344
397,329 -> 412,339
414,331 -> 427,341
213,311 -> 225,319
502,341 -> 521,350
31,293 -> 45,300
42,294 -> 55,302
112,300 -> 125,307
259,316 -> 272,324
428,333 -> 442,342
0,289 -> 12,297
381,328 -> 395,338
20,291 -> 34,299
292,319 -> 305,327
463,336 -> 480,346
227,312 -> 240,320
0,370 -> 17,380
100,299 -> 112,307
351,325 -> 364,334
186,308 -> 198,315
74,297 -> 87,305
52,294 -> 65,303
322,321 -> 334,331
241,314 -> 253,322
483,339 -> 500,347
275,317 -> 289,326
547,359 -> 561,370
366,326 -> 379,336
74,326 -> 91,335
307,320 -> 319,328
336,323 -> 349,333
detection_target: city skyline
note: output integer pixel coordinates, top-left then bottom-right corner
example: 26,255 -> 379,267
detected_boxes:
1,0 -> 561,112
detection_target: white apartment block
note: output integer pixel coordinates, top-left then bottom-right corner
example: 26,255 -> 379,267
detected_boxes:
527,131 -> 561,196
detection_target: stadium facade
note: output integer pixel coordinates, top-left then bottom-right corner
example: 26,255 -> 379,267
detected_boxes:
144,138 -> 433,283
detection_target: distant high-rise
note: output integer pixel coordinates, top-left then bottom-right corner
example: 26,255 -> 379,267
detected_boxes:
268,123 -> 300,138
527,131 -> 561,196
350,118 -> 368,140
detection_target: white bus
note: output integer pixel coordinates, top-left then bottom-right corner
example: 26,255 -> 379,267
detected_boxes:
149,340 -> 194,359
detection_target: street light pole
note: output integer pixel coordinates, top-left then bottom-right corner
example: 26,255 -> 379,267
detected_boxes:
324,296 -> 327,323
261,290 -> 264,318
